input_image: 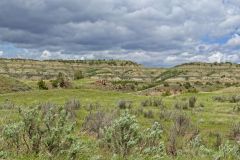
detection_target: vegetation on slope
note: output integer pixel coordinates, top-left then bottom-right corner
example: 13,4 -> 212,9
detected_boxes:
0,75 -> 31,94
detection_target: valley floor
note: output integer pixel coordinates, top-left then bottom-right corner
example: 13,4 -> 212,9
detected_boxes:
0,87 -> 240,159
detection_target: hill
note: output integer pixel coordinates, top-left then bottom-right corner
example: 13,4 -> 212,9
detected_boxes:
171,62 -> 240,83
0,58 -> 165,81
0,75 -> 31,94
0,59 -> 239,94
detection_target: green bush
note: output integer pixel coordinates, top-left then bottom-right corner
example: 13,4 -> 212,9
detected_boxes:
101,111 -> 141,158
117,100 -> 132,109
140,98 -> 164,108
189,96 -> 197,108
162,90 -> 171,96
144,110 -> 154,119
51,72 -> 72,88
51,79 -> 59,88
74,70 -> 84,80
2,105 -> 82,159
37,80 -> 48,90
233,103 -> 240,112
138,122 -> 165,158
101,111 -> 165,159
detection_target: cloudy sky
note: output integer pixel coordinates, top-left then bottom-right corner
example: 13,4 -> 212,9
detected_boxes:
0,0 -> 240,66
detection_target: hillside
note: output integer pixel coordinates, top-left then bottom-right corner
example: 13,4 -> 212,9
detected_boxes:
171,62 -> 240,83
0,59 -> 239,94
135,62 -> 240,95
0,58 -> 165,81
0,75 -> 31,94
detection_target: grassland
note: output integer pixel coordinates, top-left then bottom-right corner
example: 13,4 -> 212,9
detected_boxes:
0,85 -> 240,159
0,59 -> 240,159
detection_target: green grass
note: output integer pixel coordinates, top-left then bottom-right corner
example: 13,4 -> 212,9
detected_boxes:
1,87 -> 240,159
0,87 -> 239,134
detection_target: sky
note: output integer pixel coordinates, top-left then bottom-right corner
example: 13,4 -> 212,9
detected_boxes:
0,0 -> 240,66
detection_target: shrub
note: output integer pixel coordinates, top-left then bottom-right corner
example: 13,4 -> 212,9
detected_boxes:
198,102 -> 205,108
213,95 -> 240,103
2,122 -> 23,153
85,103 -> 102,112
194,81 -> 203,85
206,82 -> 213,86
187,87 -> 198,93
117,100 -> 132,109
233,103 -> 240,112
229,95 -> 240,103
74,70 -> 84,80
140,98 -> 164,108
101,111 -> 141,158
183,82 -> 191,89
141,99 -> 150,107
137,107 -> 144,116
212,95 -> 227,102
173,113 -> 190,136
186,135 -> 213,157
82,111 -> 114,138
173,101 -> 188,110
166,130 -> 177,156
189,96 -> 197,108
0,100 -> 15,110
138,122 -> 165,158
37,80 -> 48,90
230,122 -> 240,140
214,133 -> 222,149
225,82 -> 232,87
152,98 -> 164,107
102,112 -> 165,159
159,110 -> 173,121
2,105 -> 82,158
144,110 -> 154,119
163,82 -> 169,87
65,99 -> 81,119
51,79 -> 59,88
162,90 -> 171,96
214,141 -> 240,160
51,72 -> 71,88
65,99 -> 81,110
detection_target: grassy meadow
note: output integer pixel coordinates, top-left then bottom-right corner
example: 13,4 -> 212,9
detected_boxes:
0,60 -> 240,159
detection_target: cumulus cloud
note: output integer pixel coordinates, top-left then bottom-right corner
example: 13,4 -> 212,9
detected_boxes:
208,51 -> 240,63
208,52 -> 225,63
0,0 -> 240,66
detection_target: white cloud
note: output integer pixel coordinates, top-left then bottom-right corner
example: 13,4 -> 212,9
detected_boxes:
208,51 -> 240,63
180,52 -> 192,56
165,56 -> 177,62
0,0 -> 240,66
208,52 -> 225,63
0,51 -> 3,56
40,50 -> 52,59
226,34 -> 240,47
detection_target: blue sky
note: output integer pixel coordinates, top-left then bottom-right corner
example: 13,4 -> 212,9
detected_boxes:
0,0 -> 240,66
